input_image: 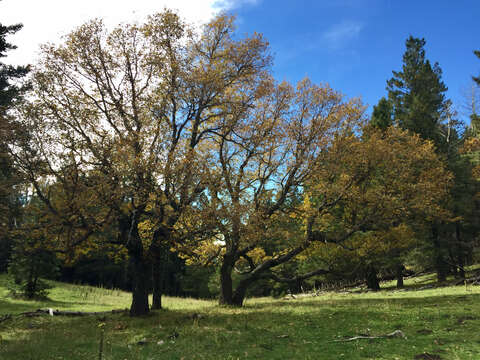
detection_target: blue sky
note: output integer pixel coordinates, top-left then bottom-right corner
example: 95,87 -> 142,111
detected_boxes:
2,0 -> 479,119
228,0 -> 479,118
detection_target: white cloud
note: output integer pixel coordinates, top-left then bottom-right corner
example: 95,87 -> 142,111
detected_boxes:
322,20 -> 364,50
213,0 -> 260,11
1,0 -> 257,66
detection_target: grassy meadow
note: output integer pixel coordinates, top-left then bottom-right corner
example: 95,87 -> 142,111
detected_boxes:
1,273 -> 480,359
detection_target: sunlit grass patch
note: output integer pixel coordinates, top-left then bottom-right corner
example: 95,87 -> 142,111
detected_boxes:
1,273 -> 480,359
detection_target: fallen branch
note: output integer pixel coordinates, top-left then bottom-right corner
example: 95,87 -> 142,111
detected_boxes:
0,314 -> 12,324
333,330 -> 406,342
455,276 -> 480,286
18,309 -> 127,317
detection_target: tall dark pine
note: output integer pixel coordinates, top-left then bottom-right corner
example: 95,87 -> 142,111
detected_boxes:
387,36 -> 450,282
0,21 -> 29,272
0,24 -> 29,109
473,50 -> 480,87
466,51 -> 480,135
387,36 -> 449,151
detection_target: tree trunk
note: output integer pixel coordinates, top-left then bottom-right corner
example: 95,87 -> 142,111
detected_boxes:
396,264 -> 404,289
123,216 -> 150,317
232,285 -> 248,306
365,266 -> 380,291
232,276 -> 256,306
435,253 -> 447,282
457,254 -> 465,280
219,254 -> 234,305
432,225 -> 447,283
455,223 -> 466,280
129,253 -> 150,316
150,227 -> 171,310
151,256 -> 163,310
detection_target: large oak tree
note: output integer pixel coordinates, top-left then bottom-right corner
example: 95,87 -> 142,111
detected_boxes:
12,11 -> 270,315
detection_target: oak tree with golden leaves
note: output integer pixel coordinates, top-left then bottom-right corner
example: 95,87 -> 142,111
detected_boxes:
12,10 -> 270,315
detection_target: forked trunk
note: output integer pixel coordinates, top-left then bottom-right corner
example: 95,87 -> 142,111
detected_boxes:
232,277 -> 254,306
219,251 -> 255,307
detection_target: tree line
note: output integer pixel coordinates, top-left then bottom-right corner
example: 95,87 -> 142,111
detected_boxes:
1,10 -> 479,316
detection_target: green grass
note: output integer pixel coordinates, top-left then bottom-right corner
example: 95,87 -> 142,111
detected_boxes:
1,273 -> 480,359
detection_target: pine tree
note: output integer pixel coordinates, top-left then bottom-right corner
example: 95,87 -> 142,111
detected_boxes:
0,24 -> 29,109
473,50 -> 480,87
0,20 -> 29,272
387,36 -> 453,282
370,97 -> 393,131
387,36 -> 449,151
470,50 -> 480,135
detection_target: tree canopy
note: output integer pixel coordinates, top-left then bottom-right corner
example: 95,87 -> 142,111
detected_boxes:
2,12 -> 478,313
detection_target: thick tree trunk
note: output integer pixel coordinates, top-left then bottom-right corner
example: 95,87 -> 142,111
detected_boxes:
396,264 -> 404,289
232,286 -> 247,306
219,254 -> 234,305
365,266 -> 380,291
150,226 -> 173,310
435,254 -> 447,282
232,276 -> 256,306
151,256 -> 163,310
129,253 -> 150,316
123,215 -> 150,317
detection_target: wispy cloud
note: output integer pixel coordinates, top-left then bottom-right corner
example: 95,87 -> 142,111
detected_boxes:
213,0 -> 261,11
322,20 -> 364,50
1,0 -> 262,67
322,0 -> 366,8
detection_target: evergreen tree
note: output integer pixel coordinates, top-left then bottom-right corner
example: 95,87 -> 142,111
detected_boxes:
473,50 -> 480,87
387,36 -> 449,151
470,51 -> 480,136
0,25 -> 29,109
0,20 -> 29,272
387,36 -> 454,282
370,97 -> 393,131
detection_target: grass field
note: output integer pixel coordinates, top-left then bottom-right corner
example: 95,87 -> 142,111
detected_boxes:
1,273 -> 480,359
